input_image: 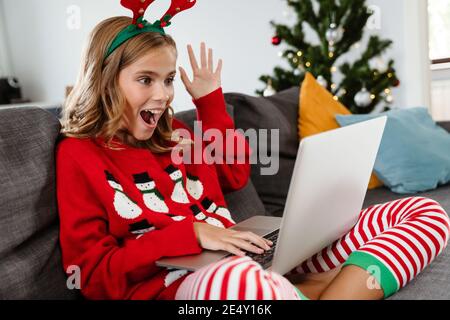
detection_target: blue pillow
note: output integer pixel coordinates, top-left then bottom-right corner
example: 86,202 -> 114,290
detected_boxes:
335,108 -> 450,194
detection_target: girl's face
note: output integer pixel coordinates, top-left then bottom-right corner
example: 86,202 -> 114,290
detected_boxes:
118,45 -> 177,141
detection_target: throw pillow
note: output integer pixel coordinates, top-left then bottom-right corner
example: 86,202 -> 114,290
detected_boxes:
336,107 -> 450,194
299,72 -> 383,189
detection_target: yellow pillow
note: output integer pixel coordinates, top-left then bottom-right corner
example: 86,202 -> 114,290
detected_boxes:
298,72 -> 383,190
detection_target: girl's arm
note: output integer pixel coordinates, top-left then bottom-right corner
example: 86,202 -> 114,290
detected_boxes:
56,148 -> 202,300
178,43 -> 251,193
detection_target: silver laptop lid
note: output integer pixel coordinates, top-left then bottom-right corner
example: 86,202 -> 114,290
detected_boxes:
271,116 -> 387,275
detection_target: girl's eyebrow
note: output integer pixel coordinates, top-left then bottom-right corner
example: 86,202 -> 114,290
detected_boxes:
137,70 -> 177,76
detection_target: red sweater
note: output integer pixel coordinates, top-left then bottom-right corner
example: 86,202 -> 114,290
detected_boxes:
56,88 -> 251,300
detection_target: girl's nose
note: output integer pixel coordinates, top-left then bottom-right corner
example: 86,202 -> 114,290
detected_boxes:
152,82 -> 170,102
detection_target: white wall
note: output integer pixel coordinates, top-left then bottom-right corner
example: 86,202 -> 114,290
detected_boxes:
2,0 -> 431,111
1,0 -> 291,110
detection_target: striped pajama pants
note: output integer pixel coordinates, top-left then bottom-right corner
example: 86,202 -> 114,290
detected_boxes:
175,197 -> 450,300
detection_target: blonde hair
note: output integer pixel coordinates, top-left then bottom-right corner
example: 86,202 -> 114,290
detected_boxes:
61,16 -> 178,153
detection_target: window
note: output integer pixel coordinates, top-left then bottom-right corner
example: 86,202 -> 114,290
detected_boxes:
428,0 -> 450,63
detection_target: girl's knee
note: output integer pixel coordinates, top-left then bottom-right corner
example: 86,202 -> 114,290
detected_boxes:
175,256 -> 301,300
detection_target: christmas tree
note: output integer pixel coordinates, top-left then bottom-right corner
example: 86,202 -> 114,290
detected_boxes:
257,0 -> 400,114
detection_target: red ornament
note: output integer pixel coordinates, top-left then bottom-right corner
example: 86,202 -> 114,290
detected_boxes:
393,79 -> 400,87
272,36 -> 281,46
137,23 -> 144,29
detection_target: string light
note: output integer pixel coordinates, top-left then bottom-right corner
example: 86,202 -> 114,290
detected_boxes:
331,66 -> 337,73
305,61 -> 311,67
293,58 -> 298,63
331,83 -> 337,90
297,51 -> 303,57
384,88 -> 391,94
328,52 -> 334,58
333,96 -> 339,101
370,94 -> 376,100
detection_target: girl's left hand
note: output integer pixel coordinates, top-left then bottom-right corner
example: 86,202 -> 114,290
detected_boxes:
179,42 -> 223,100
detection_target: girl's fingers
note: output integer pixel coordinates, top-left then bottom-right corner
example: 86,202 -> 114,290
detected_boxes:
200,42 -> 207,69
224,243 -> 245,257
208,48 -> 213,72
234,232 -> 271,251
215,59 -> 223,76
227,237 -> 264,255
187,44 -> 199,71
178,66 -> 191,87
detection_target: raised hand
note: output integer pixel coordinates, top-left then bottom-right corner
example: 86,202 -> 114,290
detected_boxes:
179,42 -> 223,100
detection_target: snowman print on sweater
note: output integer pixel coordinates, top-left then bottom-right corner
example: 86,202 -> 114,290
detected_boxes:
129,219 -> 155,239
186,174 -> 204,200
133,172 -> 169,213
164,269 -> 189,288
133,172 -> 186,222
191,204 -> 225,229
201,197 -> 235,224
105,171 -> 142,220
165,165 -> 190,204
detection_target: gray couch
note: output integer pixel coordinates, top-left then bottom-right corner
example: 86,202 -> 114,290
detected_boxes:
0,87 -> 449,300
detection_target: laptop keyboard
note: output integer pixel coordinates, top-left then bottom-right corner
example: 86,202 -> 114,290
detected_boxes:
225,229 -> 280,269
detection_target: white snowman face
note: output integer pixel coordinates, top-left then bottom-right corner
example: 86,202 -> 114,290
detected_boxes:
136,180 -> 156,190
108,180 -> 123,191
206,202 -> 217,212
169,170 -> 182,180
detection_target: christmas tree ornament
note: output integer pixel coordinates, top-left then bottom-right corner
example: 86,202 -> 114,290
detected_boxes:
263,79 -> 276,97
316,75 -> 328,88
258,0 -> 399,113
354,87 -> 373,108
325,22 -> 344,52
272,35 -> 282,46
105,0 -> 196,59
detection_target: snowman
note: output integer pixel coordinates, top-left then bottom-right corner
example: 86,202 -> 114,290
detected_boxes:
105,171 -> 142,220
166,213 -> 186,222
165,165 -> 190,204
164,269 -> 189,288
201,197 -> 235,224
186,173 -> 204,200
133,172 -> 169,213
128,219 -> 156,237
191,204 -> 225,228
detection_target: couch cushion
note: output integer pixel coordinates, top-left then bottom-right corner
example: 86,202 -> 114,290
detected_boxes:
224,87 -> 300,216
336,108 -> 450,194
0,107 -> 76,299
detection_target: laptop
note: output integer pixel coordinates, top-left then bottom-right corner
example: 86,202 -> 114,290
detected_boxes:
156,116 -> 387,275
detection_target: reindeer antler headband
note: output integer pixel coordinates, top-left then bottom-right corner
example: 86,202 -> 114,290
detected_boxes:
105,0 -> 197,59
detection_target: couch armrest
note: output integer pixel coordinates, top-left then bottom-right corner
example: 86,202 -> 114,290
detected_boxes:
438,121 -> 450,133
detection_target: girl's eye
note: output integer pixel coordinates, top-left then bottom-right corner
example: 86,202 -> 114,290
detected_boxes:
139,77 -> 152,85
166,77 -> 175,85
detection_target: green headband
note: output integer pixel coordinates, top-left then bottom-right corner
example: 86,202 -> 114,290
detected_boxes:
105,15 -> 172,59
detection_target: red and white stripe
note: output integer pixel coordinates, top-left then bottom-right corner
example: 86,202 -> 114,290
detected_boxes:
296,197 -> 450,291
175,256 -> 301,300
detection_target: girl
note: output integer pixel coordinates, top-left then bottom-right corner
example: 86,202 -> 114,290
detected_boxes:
57,16 -> 450,300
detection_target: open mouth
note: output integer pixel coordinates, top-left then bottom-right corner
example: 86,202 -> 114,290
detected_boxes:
140,110 -> 157,126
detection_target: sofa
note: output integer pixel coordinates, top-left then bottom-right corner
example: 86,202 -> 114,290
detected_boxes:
0,87 -> 449,300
